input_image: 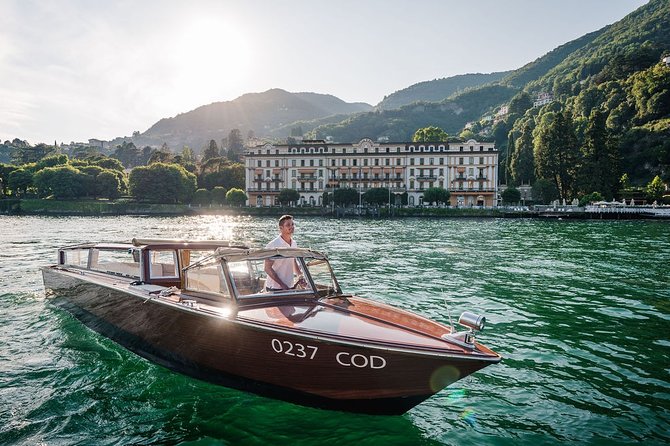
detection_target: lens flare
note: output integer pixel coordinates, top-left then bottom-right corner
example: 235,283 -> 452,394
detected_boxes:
460,407 -> 477,427
429,365 -> 460,392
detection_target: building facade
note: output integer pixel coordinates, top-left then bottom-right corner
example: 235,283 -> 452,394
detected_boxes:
244,138 -> 498,207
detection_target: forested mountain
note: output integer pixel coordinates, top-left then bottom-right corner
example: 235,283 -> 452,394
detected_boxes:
130,89 -> 372,150
307,0 -> 669,190
309,85 -> 517,142
376,72 -> 511,110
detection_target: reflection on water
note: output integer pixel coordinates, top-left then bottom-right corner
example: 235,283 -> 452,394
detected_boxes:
0,215 -> 669,445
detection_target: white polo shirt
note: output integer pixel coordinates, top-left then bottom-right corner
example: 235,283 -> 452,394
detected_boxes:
265,235 -> 297,289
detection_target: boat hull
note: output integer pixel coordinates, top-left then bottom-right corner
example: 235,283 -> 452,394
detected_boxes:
42,267 -> 497,414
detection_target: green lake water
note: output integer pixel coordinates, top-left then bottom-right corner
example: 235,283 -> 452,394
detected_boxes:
0,215 -> 668,445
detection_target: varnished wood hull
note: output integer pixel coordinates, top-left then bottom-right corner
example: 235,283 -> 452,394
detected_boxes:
42,267 -> 499,415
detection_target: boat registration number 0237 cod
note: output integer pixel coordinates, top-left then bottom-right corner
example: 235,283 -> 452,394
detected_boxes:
271,339 -> 318,359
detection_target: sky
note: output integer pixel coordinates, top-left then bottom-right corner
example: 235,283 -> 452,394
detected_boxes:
0,0 -> 649,145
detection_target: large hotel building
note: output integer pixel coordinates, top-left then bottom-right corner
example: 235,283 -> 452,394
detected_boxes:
244,138 -> 498,207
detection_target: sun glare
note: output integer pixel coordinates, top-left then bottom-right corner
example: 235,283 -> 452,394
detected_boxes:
171,17 -> 253,101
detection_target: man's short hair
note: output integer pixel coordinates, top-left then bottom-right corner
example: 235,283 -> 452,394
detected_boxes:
278,215 -> 293,227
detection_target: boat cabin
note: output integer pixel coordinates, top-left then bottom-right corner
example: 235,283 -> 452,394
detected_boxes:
54,239 -> 341,305
55,239 -> 246,288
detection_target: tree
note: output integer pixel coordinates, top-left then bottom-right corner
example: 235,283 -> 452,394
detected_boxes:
96,170 -> 122,199
199,162 -> 244,191
33,165 -> 87,199
7,168 -> 33,196
333,188 -> 359,206
577,109 -> 620,200
579,191 -> 604,207
509,120 -> 536,186
0,163 -> 16,196
227,129 -> 244,162
129,163 -> 197,203
508,91 -> 533,116
532,178 -> 560,204
226,188 -> 247,207
112,142 -> 140,168
422,187 -> 450,205
278,188 -> 300,205
202,140 -> 220,162
412,126 -> 448,142
646,175 -> 665,202
533,110 -> 579,201
12,143 -> 56,165
501,187 -> 522,205
211,186 -> 227,205
148,149 -> 174,165
363,187 -> 390,206
193,188 -> 211,206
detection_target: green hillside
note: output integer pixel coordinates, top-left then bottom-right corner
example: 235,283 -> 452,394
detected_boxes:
376,72 -> 511,110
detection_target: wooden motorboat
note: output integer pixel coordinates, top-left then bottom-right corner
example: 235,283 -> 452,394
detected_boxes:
41,238 -> 501,415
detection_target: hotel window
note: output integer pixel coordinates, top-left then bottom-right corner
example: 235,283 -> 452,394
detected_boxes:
353,159 -> 357,166
469,157 -> 474,164
342,159 -> 347,166
420,158 -> 424,165
319,159 -> 323,166
343,148 -> 347,154
410,159 -> 415,166
375,159 -> 379,166
331,159 -> 336,166
310,160 -> 314,167
292,171 -> 296,177
364,159 -> 369,166
301,160 -> 305,167
364,147 -> 368,153
396,158 -> 401,165
429,158 -> 434,165
459,157 -> 464,165
275,160 -> 279,167
410,168 -> 415,176
319,169 -> 323,177
439,158 -> 444,165
385,159 -> 390,165
266,160 -> 270,167
265,170 -> 270,177
375,147 -> 379,153
479,157 -> 484,165
257,160 -> 262,167
386,147 -> 390,153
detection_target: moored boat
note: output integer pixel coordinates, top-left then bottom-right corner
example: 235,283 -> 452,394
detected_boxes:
41,238 -> 501,414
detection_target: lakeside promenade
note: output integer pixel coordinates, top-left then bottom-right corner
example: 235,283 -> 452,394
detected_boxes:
2,199 -> 669,220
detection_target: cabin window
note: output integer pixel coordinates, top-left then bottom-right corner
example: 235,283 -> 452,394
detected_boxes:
148,250 -> 178,279
89,248 -> 140,278
184,259 -> 231,297
62,248 -> 90,268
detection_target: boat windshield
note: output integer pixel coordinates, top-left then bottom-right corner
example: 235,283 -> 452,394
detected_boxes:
228,257 -> 313,299
304,256 -> 340,297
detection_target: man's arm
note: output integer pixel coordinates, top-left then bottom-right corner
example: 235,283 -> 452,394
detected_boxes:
264,259 -> 288,289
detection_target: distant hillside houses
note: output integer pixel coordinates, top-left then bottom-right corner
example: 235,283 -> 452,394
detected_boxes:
663,55 -> 670,65
533,92 -> 554,107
